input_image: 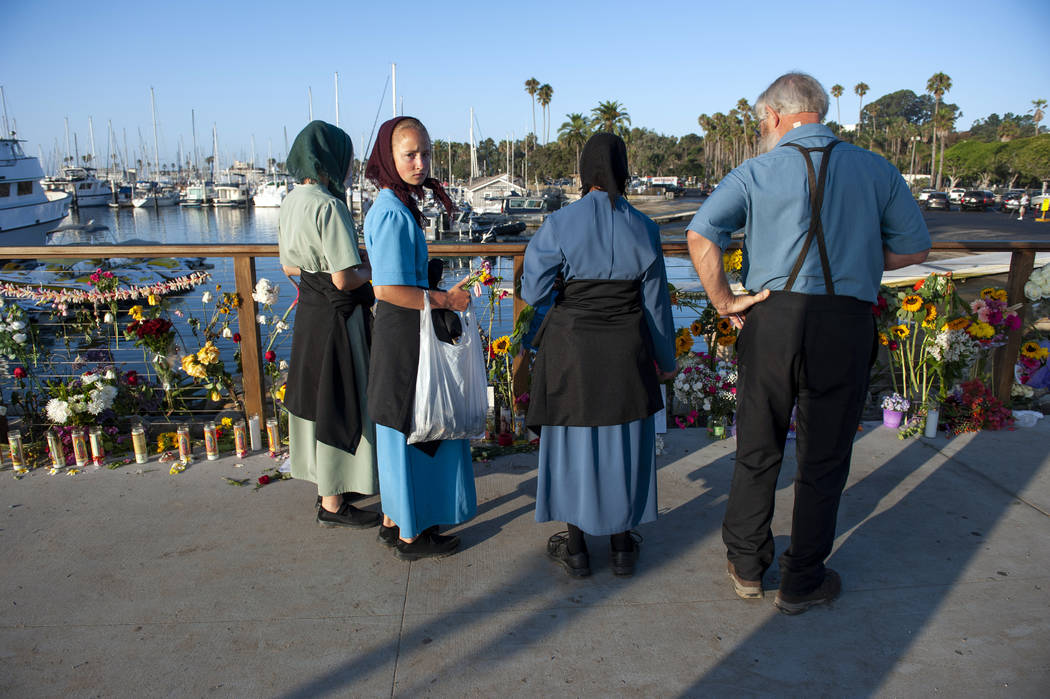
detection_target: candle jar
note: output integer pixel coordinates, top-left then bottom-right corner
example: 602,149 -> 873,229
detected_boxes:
266,417 -> 280,456
46,429 -> 65,469
131,423 -> 148,464
248,414 -> 261,451
89,427 -> 105,467
204,421 -> 219,461
177,424 -> 192,464
8,429 -> 24,468
71,428 -> 89,468
234,419 -> 248,458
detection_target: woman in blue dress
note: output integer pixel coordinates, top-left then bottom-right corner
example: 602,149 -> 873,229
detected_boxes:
363,116 -> 477,561
521,133 -> 676,578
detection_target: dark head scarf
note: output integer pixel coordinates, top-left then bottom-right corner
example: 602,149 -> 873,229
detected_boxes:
286,120 -> 354,201
365,116 -> 455,227
580,132 -> 629,208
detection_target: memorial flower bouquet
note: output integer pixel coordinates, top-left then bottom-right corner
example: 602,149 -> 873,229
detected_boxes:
672,351 -> 737,427
941,379 -> 1014,434
880,392 -> 910,412
1023,263 -> 1050,306
0,300 -> 38,363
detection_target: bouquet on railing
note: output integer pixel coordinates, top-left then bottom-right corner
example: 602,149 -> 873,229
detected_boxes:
880,392 -> 910,412
1024,263 -> 1050,306
0,301 -> 37,363
672,351 -> 737,428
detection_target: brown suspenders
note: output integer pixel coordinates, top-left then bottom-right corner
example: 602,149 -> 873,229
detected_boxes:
781,140 -> 840,295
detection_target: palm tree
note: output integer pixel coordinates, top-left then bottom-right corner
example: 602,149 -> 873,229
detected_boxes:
926,72 -> 952,188
592,100 -> 631,134
1031,98 -> 1047,134
524,78 -> 540,145
830,84 -> 844,124
558,113 -> 591,177
537,83 -> 553,144
854,82 -> 869,129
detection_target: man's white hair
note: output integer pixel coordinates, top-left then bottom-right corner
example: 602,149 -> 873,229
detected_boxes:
755,72 -> 829,121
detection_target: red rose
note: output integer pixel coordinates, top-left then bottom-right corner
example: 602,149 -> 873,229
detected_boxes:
258,474 -> 271,485
232,333 -> 241,343
13,366 -> 26,379
126,370 -> 138,385
265,350 -> 276,363
497,432 -> 513,446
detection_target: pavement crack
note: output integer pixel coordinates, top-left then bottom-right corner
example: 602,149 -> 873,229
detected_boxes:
390,562 -> 411,698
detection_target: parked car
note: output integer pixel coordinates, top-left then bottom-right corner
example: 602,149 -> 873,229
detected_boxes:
961,190 -> 995,211
1032,193 -> 1049,214
924,192 -> 950,211
917,187 -> 935,202
948,187 -> 966,204
1001,190 -> 1026,212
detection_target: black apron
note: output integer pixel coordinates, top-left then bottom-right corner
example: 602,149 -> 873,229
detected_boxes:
284,272 -> 374,454
526,279 -> 663,433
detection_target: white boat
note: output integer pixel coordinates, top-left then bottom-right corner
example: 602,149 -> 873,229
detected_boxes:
0,137 -> 72,242
132,184 -> 179,208
180,181 -> 214,207
43,166 -> 113,208
213,182 -> 249,207
253,180 -> 290,207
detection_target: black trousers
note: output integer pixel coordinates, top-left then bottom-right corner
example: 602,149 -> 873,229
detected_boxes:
724,291 -> 875,596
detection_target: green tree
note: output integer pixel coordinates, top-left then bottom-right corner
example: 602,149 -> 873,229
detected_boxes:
557,113 -> 591,176
1031,98 -> 1047,134
524,78 -> 540,145
592,100 -> 631,135
537,83 -> 553,144
926,72 -> 952,188
830,84 -> 844,125
854,82 -> 869,127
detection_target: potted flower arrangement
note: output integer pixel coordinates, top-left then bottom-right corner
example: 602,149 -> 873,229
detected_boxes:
880,392 -> 909,428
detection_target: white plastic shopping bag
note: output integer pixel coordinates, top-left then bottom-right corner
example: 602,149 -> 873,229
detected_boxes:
408,291 -> 488,443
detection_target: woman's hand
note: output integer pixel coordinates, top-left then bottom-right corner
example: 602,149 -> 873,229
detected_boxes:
441,277 -> 471,312
657,369 -> 677,382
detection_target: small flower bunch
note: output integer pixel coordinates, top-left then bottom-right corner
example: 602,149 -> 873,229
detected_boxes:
252,278 -> 280,307
722,249 -> 743,284
125,316 -> 175,355
0,301 -> 35,360
942,379 -> 1014,434
1024,264 -> 1050,303
1018,340 -> 1050,384
44,368 -> 120,426
966,287 -> 1021,346
673,351 -> 737,425
464,260 -> 502,298
180,340 -> 232,403
881,392 -> 910,412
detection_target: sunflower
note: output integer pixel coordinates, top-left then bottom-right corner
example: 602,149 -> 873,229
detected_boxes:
891,324 -> 910,339
1021,341 -> 1049,360
979,287 -> 1007,302
966,321 -> 995,339
717,334 -> 737,346
675,330 -> 693,357
922,303 -> 938,328
946,317 -> 970,331
878,332 -> 889,346
491,335 -> 511,355
901,295 -> 923,312
722,249 -> 743,273
690,319 -> 704,337
716,318 -> 734,335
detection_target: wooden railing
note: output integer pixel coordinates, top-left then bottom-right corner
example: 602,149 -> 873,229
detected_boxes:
2,239 -> 1047,416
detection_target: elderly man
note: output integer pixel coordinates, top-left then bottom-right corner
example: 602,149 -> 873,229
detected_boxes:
687,72 -> 930,614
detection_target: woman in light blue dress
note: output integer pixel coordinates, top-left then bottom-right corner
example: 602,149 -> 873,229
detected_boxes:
521,133 -> 676,578
363,116 -> 477,561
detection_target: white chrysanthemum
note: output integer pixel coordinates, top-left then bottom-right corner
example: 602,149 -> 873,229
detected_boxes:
46,398 -> 71,424
95,384 -> 118,407
256,314 -> 268,325
81,373 -> 99,385
87,396 -> 106,415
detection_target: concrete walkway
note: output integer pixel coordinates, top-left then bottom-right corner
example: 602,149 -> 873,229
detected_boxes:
2,419 -> 1048,697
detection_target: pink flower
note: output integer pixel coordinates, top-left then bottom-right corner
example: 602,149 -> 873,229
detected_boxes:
13,366 -> 26,379
675,416 -> 687,429
1005,313 -> 1021,330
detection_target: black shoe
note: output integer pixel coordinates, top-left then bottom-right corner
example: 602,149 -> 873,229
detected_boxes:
378,522 -> 400,548
316,492 -> 366,509
316,501 -> 381,529
610,531 -> 642,577
394,526 -> 460,561
546,531 -> 591,578
774,569 -> 842,615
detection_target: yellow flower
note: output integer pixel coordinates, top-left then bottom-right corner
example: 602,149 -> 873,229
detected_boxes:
147,294 -> 160,306
717,334 -> 737,346
722,249 -> 743,273
980,287 -> 1007,302
690,320 -> 704,337
209,389 -> 221,402
275,383 -> 287,401
491,335 -> 511,355
891,324 -> 910,339
946,317 -> 970,331
966,321 -> 995,339
128,305 -> 144,321
169,462 -> 186,475
716,318 -> 734,335
197,341 -> 220,366
675,330 -> 693,357
901,295 -> 923,312
878,332 -> 889,346
220,417 -> 233,429
181,354 -> 207,379
922,303 -> 938,328
1021,341 -> 1048,359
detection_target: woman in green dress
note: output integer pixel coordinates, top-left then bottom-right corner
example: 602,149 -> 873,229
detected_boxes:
278,120 -> 380,528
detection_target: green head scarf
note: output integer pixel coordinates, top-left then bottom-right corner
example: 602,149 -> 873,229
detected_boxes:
286,120 -> 354,201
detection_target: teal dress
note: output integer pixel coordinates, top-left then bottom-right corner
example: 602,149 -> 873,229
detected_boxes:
277,183 -> 378,497
363,189 -> 477,538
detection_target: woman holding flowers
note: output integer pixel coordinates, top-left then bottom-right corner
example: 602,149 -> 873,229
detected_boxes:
521,133 -> 676,578
363,117 -> 476,560
278,121 -> 380,529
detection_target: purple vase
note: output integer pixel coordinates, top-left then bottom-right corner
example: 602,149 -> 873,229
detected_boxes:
883,409 -> 903,429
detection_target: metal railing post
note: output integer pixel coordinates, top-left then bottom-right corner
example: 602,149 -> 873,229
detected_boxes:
233,254 -> 265,419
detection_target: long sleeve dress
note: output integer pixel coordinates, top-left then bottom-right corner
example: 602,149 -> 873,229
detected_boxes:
278,183 -> 378,497
363,188 -> 477,539
521,190 -> 675,536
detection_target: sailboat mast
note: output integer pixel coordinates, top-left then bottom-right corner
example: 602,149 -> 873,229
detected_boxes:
308,87 -> 314,121
391,63 -> 397,118
191,109 -> 199,177
150,86 -> 160,180
0,85 -> 10,137
334,72 -> 340,127
88,117 -> 97,168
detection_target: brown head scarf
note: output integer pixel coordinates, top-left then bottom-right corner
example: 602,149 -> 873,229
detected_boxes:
365,116 -> 455,227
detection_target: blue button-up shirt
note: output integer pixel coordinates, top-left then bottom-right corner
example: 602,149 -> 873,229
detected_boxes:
687,123 -> 930,302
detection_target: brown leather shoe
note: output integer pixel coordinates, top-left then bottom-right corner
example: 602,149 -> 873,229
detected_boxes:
727,560 -> 763,599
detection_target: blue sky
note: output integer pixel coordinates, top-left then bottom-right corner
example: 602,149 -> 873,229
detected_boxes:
4,0 -> 1048,168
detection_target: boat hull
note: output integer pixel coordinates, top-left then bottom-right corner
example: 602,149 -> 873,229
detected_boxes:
0,191 -> 72,236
